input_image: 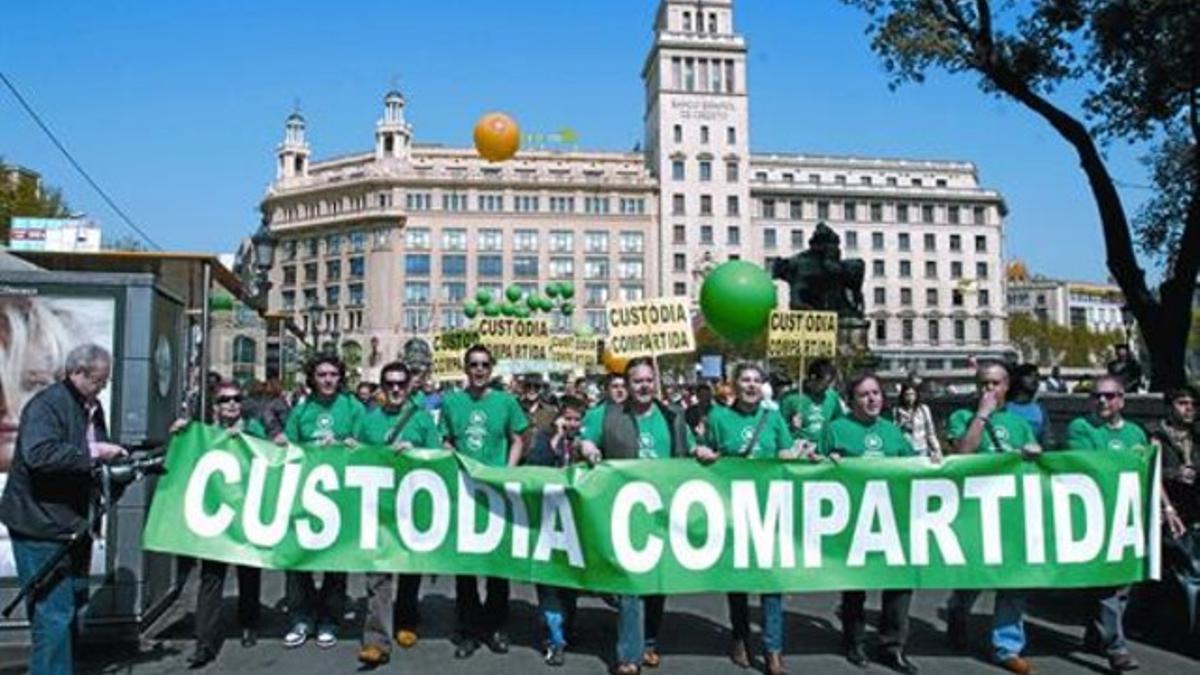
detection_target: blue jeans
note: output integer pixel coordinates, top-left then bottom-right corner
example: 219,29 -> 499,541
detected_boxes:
949,589 -> 1027,661
616,595 -> 643,664
536,585 -> 577,648
727,593 -> 784,653
11,535 -> 90,675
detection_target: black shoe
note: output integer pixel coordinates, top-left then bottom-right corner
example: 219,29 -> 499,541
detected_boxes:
241,628 -> 258,648
485,630 -> 511,654
187,648 -> 215,669
846,644 -> 869,668
454,636 -> 480,659
947,611 -> 969,651
878,649 -> 920,675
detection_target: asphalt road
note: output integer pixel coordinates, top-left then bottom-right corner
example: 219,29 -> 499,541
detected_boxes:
8,571 -> 1199,674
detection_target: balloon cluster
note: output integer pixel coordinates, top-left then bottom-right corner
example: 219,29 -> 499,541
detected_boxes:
462,282 -> 576,320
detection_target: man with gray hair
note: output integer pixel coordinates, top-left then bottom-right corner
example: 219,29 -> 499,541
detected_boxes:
0,343 -> 127,675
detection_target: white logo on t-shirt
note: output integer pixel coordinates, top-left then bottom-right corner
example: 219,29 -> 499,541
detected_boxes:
864,432 -> 884,455
465,410 -> 489,451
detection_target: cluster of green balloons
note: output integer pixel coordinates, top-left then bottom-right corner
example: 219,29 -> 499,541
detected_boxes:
462,282 -> 576,320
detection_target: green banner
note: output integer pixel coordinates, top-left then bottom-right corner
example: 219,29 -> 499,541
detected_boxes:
142,424 -> 1161,594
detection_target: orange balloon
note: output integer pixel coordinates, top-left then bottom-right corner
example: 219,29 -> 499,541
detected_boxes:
473,112 -> 520,162
602,348 -> 629,374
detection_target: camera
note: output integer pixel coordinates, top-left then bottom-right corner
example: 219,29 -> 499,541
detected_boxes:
95,450 -> 167,488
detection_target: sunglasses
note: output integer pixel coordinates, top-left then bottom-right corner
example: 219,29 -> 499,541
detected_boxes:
467,361 -> 492,370
216,395 -> 243,404
1093,391 -> 1123,401
384,380 -> 408,390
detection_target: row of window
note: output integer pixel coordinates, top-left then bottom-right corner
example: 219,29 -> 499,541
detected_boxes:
399,282 -> 645,306
403,228 -> 645,254
280,257 -> 366,285
279,231 -> 379,261
875,318 -> 994,346
402,192 -> 648,215
679,8 -> 721,34
755,172 -> 956,189
870,259 -> 990,281
297,308 -> 366,335
403,254 -> 645,281
872,286 -> 992,309
281,283 -> 365,311
672,225 -> 990,254
671,158 -> 740,182
758,198 -> 989,225
670,57 -> 737,95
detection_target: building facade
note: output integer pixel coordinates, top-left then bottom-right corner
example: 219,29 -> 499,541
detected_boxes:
260,0 -> 1011,377
1007,264 -> 1128,335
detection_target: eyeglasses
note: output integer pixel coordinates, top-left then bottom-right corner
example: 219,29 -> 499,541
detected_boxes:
384,380 -> 408,390
1093,391 -> 1123,401
467,361 -> 492,370
216,395 -> 243,404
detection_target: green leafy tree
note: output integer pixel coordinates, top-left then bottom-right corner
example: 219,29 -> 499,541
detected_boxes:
842,0 -> 1199,390
1010,312 -> 1125,367
0,159 -> 70,243
101,232 -> 150,251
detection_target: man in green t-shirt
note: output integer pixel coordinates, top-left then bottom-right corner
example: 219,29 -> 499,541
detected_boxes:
438,345 -> 527,660
356,362 -> 442,667
280,355 -> 366,651
944,363 -> 1039,675
777,358 -> 845,444
579,358 -> 705,675
1064,375 -> 1143,672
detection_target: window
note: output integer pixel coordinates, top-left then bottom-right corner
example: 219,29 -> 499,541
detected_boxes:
479,229 -> 502,251
761,199 -> 776,219
952,289 -> 964,307
403,309 -> 430,333
844,231 -> 858,250
514,229 -> 538,252
442,228 -> 467,251
936,178 -> 948,187
673,253 -> 687,272
305,238 -> 318,258
348,283 -> 364,306
926,288 -> 938,307
979,289 -> 991,307
928,320 -> 940,344
875,319 -> 887,343
673,124 -> 682,143
302,262 -> 318,283
912,178 -> 923,187
347,231 -> 365,253
976,262 -> 989,279
898,233 -> 910,251
404,254 -> 429,277
955,320 -> 966,344
924,233 -> 936,251
513,256 -> 538,278
584,197 -> 610,214
549,196 -> 574,213
789,200 -> 803,220
673,282 -> 687,296
699,160 -> 712,182
817,201 -> 829,220
725,161 -> 739,182
949,205 -> 960,224
700,225 -> 713,244
443,193 -> 469,211
478,255 -> 503,278
973,205 -> 986,225
900,260 -> 912,278
872,260 -> 885,277
584,258 -> 609,279
726,195 -> 739,216
975,235 -> 987,252
586,310 -> 607,332
622,285 -> 645,301
672,160 -> 685,180
791,229 -> 805,249
619,259 -> 644,280
980,319 -> 992,344
870,203 -> 883,222
871,232 -> 884,251
900,288 -> 912,306
700,125 -> 709,144
283,265 -> 297,285
325,260 -> 341,281
673,225 -> 686,244
620,231 -> 644,253
550,257 -> 574,279
727,226 -> 740,245
585,231 -> 609,253
324,284 -> 341,307
326,234 -> 342,255
348,256 -> 365,278
949,234 -> 962,252
281,240 -> 297,262
477,194 -> 504,212
809,173 -> 821,184
873,287 -> 886,304
925,261 -> 937,279
682,11 -> 691,31
405,228 -> 430,249
763,228 -> 777,249
726,126 -> 736,144
672,194 -> 686,215
405,282 -> 430,305
443,254 -> 467,277
844,201 -> 857,221
835,174 -> 847,185
700,195 -> 713,215
897,204 -> 909,223
902,319 -> 914,344
282,290 -> 295,310
585,284 -> 609,306
549,230 -> 574,253
951,261 -> 963,279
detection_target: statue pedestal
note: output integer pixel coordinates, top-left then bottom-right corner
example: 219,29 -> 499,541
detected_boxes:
837,318 -> 876,371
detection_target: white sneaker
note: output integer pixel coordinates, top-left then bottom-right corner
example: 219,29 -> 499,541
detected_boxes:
284,623 -> 309,648
316,627 -> 337,649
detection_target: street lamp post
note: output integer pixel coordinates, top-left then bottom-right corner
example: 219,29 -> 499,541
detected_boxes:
307,303 -> 325,353
250,220 -> 277,312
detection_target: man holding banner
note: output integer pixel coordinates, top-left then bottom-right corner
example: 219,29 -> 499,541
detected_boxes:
944,363 -> 1041,674
579,357 -> 704,675
777,358 -> 845,446
438,345 -> 528,659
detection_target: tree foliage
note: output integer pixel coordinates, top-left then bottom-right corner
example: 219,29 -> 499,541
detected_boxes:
101,232 -> 150,251
0,159 -> 70,243
1009,312 -> 1123,367
842,0 -> 1200,388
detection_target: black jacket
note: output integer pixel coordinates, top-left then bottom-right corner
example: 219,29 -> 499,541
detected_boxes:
0,381 -> 106,540
599,400 -> 690,460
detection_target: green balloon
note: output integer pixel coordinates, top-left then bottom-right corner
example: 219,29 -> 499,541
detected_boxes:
700,260 -> 777,343
475,289 -> 493,305
500,302 -> 517,316
506,285 -> 523,303
483,303 -> 502,317
559,282 -> 575,300
526,295 -> 540,311
560,302 -> 574,316
541,297 -> 556,312
463,302 -> 479,319
514,305 -> 531,319
545,283 -> 560,299
574,324 -> 594,337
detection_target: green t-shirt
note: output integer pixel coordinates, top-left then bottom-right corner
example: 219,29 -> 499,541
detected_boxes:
581,403 -> 696,459
356,402 -> 443,448
703,403 -> 794,459
284,393 -> 365,444
439,388 -> 529,467
1066,416 -> 1148,452
778,388 -> 845,442
946,409 -> 1036,454
819,416 -> 914,458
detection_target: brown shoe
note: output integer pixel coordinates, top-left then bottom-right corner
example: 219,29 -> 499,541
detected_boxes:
357,644 -> 390,667
998,657 -> 1035,675
729,639 -> 751,668
642,647 -> 661,668
394,629 -> 418,649
1107,652 -> 1140,672
613,663 -> 641,675
766,651 -> 788,675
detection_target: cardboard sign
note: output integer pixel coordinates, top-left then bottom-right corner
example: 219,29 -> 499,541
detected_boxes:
474,318 -> 552,361
431,329 -> 479,382
766,310 -> 838,359
605,298 -> 695,358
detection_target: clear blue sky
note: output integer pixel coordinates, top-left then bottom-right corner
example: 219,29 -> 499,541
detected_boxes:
1,0 -> 1154,283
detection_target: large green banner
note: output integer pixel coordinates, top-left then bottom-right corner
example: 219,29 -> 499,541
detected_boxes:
142,424 -> 1161,594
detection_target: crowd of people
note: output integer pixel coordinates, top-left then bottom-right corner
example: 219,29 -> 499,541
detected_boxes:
1,341 -> 1197,675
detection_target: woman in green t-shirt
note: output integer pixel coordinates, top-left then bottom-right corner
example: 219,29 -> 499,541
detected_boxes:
695,363 -> 802,675
819,372 -> 921,675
